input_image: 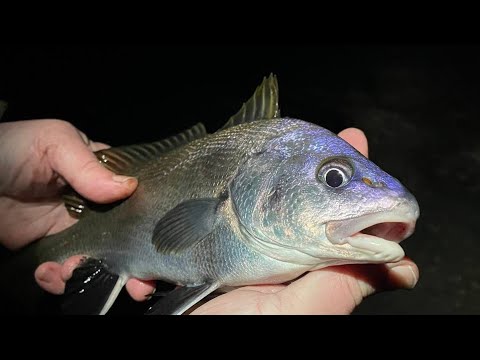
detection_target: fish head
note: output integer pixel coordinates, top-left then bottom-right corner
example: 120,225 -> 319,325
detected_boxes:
230,118 -> 420,268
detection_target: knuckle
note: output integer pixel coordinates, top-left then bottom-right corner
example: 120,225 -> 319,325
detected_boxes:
36,119 -> 77,153
78,158 -> 104,176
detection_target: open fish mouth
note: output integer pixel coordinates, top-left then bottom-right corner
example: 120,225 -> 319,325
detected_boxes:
325,201 -> 419,262
359,221 -> 415,243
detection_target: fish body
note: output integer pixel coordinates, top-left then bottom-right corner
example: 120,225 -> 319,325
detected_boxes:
4,76 -> 420,315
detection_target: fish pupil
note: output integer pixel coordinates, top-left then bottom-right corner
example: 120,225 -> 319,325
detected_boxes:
325,168 -> 345,188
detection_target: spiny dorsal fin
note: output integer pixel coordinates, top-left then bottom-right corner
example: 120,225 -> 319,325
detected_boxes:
63,122 -> 207,218
63,191 -> 87,218
0,100 -> 7,121
95,122 -> 207,175
220,74 -> 281,131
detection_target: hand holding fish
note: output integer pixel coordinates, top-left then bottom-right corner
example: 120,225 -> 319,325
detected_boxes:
0,119 -> 156,300
0,121 -> 418,314
0,76 -> 420,314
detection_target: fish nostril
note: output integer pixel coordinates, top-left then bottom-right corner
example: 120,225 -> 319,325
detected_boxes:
362,177 -> 386,188
362,177 -> 373,186
373,181 -> 386,188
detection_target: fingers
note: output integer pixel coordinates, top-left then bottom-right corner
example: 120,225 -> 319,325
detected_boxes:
34,262 -> 64,295
35,255 -> 157,303
276,258 -> 419,314
34,120 -> 149,302
89,141 -> 110,152
192,259 -> 419,315
60,256 -> 87,282
35,255 -> 86,295
338,128 -> 369,158
383,258 -> 419,290
125,279 -> 156,301
190,285 -> 288,315
41,120 -> 138,204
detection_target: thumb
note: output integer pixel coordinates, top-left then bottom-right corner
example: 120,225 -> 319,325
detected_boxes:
338,128 -> 369,158
277,258 -> 419,314
45,121 -> 138,203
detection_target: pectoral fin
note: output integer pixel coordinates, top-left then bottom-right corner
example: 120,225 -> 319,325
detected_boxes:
62,258 -> 126,315
145,283 -> 219,315
152,198 -> 222,254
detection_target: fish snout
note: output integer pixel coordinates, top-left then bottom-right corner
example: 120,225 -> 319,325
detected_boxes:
391,190 -> 420,238
363,174 -> 420,222
372,187 -> 420,243
384,177 -> 420,221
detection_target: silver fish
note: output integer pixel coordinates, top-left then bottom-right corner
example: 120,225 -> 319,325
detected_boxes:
3,75 -> 419,315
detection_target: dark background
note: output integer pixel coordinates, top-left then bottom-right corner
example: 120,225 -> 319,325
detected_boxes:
0,45 -> 478,314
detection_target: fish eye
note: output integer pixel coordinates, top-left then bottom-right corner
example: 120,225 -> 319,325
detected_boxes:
325,168 -> 347,188
317,159 -> 353,188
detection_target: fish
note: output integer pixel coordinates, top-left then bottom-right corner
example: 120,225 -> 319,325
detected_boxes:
0,75 -> 420,315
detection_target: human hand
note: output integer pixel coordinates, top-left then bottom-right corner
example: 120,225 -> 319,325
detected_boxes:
0,119 -> 156,300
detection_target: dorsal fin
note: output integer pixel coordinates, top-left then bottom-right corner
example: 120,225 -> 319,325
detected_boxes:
63,122 -> 207,218
220,74 -> 281,131
0,100 -> 7,121
95,122 -> 207,175
63,74 -> 282,218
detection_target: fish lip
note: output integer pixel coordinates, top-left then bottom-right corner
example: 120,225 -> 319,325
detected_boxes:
324,201 -> 419,260
326,217 -> 417,245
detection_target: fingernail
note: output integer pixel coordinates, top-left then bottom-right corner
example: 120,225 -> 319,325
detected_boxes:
389,265 -> 418,289
112,175 -> 135,184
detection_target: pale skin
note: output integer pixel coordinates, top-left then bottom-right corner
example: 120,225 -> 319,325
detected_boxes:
0,119 -> 419,314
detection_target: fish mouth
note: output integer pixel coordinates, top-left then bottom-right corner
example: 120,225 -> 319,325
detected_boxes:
359,221 -> 414,243
325,201 -> 419,263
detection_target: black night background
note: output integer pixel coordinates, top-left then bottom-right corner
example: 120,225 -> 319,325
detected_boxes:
0,45 -> 478,315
